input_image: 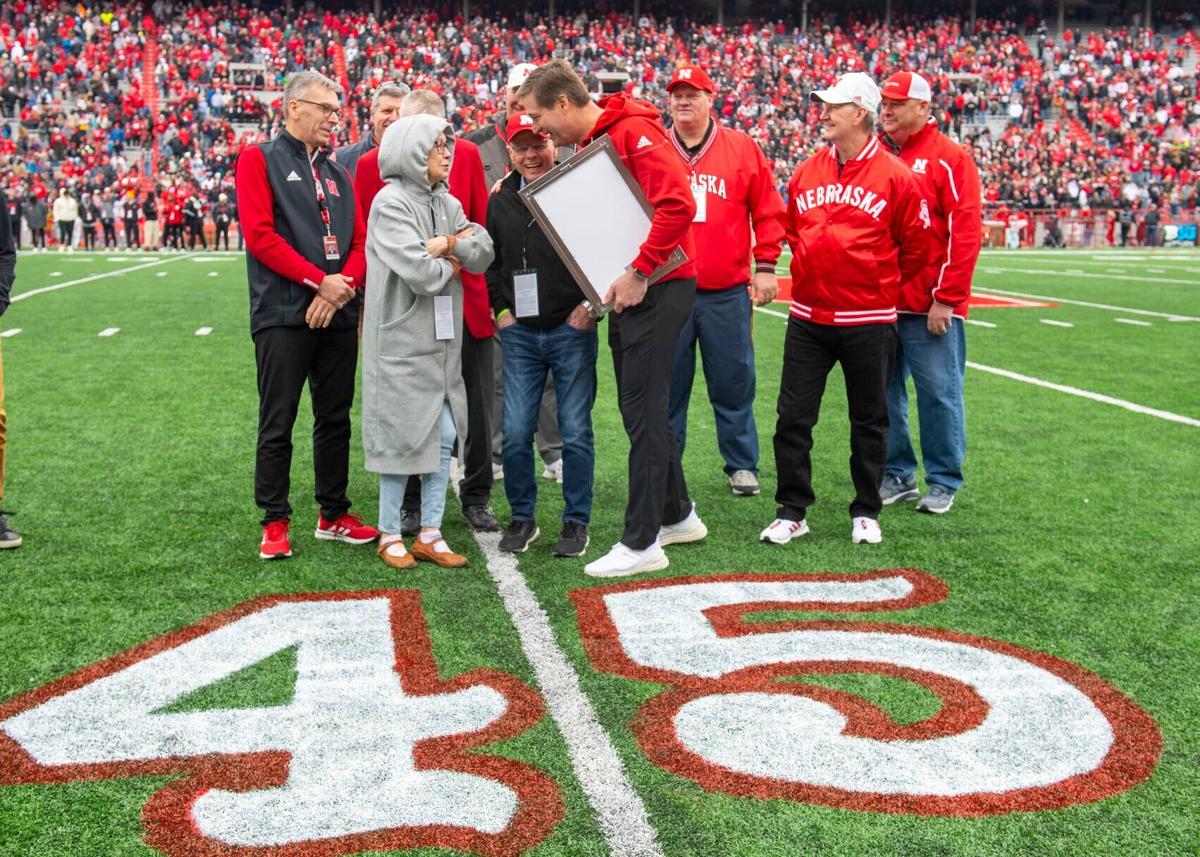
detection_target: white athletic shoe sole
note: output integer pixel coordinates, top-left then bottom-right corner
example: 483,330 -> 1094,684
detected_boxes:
314,528 -> 378,545
584,545 -> 669,578
259,548 -> 292,559
659,519 -> 708,546
760,519 -> 810,544
880,487 -> 919,506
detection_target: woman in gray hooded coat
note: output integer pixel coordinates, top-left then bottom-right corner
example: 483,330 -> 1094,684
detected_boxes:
363,114 -> 494,569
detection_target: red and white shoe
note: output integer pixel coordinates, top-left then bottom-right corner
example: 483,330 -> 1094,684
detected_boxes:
260,520 -> 292,559
315,512 -> 380,545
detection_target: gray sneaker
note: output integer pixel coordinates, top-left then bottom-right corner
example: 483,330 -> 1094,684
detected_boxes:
879,475 -> 919,505
916,485 -> 956,514
729,470 -> 761,496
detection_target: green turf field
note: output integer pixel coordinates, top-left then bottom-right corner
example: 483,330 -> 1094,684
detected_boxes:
0,247 -> 1197,856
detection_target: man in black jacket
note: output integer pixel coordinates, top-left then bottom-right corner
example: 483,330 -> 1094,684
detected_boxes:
488,113 -> 597,558
0,191 -> 21,547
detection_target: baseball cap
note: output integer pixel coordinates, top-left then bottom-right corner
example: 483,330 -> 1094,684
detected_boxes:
881,71 -> 933,102
810,72 -> 882,114
666,66 -> 716,94
504,111 -> 549,143
507,63 -> 538,89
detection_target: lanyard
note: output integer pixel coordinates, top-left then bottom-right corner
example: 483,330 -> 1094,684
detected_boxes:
309,154 -> 333,238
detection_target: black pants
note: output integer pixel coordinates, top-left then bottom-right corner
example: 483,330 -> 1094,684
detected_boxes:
123,219 -> 139,247
215,225 -> 230,251
773,318 -> 897,522
405,331 -> 494,509
187,221 -> 207,250
253,325 -> 358,525
57,221 -> 73,247
102,220 -> 117,247
82,225 -> 96,250
609,278 -> 696,549
31,228 -> 46,248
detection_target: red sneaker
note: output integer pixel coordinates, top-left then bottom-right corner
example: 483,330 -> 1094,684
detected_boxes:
315,512 -> 380,545
260,520 -> 292,560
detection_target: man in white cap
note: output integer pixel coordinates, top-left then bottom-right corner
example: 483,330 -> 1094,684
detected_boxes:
761,72 -> 932,547
466,63 -> 566,487
878,71 -> 982,515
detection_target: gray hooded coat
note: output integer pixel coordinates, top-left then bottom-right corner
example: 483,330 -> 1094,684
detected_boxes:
362,114 -> 494,475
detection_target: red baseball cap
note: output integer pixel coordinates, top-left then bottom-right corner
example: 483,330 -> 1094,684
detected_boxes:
666,66 -> 716,94
504,111 -> 549,143
881,71 -> 933,102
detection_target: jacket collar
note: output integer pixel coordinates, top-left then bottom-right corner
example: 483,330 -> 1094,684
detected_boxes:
278,128 -> 329,164
828,136 -> 882,172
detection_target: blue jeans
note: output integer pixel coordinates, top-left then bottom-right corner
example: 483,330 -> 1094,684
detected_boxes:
886,315 -> 967,492
378,401 -> 456,533
498,321 -> 598,524
668,285 -> 759,475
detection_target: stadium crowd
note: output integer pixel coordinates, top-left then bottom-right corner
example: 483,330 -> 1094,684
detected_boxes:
1,1 -> 1198,248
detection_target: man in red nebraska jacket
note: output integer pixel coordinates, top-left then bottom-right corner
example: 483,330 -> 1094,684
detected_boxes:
761,72 -> 933,549
353,88 -> 500,533
663,65 -> 787,499
519,60 -> 707,577
235,70 -> 380,560
879,72 -> 982,515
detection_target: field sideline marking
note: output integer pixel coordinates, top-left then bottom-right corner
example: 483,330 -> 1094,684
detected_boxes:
966,319 -> 997,328
977,265 -> 1198,287
973,287 -> 1200,322
753,307 -> 1199,427
98,327 -> 120,337
1040,319 -> 1074,328
1115,318 -> 1153,327
451,472 -> 665,857
12,255 -> 192,303
1,328 -> 21,338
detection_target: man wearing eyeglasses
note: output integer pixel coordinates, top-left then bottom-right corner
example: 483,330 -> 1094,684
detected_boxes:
235,69 -> 380,561
334,80 -> 410,179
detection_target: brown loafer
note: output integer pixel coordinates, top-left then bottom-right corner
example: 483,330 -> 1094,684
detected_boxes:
378,537 -> 416,569
409,534 -> 469,568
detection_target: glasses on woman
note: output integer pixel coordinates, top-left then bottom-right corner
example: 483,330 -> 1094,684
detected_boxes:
295,99 -> 342,119
432,139 -> 450,153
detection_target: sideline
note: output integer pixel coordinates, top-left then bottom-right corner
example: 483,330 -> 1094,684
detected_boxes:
12,255 -> 193,303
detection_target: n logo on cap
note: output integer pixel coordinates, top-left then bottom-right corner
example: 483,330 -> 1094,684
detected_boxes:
678,68 -> 693,79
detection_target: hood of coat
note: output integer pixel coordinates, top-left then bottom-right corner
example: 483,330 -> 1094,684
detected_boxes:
378,114 -> 455,197
589,92 -> 663,138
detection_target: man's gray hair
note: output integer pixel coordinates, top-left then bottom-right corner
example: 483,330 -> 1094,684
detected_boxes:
283,70 -> 342,112
371,81 -> 410,112
400,89 -> 446,119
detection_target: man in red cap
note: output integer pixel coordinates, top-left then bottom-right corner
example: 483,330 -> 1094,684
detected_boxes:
878,71 -> 982,515
487,112 -> 598,559
664,64 -> 787,499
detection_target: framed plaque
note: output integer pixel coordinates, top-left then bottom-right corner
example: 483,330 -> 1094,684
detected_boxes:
519,134 -> 688,317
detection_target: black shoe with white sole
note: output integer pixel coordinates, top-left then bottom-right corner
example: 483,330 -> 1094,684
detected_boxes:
553,523 -> 589,557
0,513 -> 21,549
460,504 -> 500,532
499,519 -> 540,553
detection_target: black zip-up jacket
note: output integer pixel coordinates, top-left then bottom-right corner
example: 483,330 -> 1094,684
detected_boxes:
485,170 -> 584,330
235,129 -> 365,336
0,191 -> 14,315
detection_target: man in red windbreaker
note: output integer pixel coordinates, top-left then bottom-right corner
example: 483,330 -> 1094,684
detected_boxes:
519,59 -> 706,577
663,65 -> 787,500
761,72 -> 932,548
879,72 -> 982,515
353,88 -> 501,535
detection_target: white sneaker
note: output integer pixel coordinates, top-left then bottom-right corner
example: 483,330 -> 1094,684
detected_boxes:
584,541 -> 669,577
658,502 -> 708,546
760,518 -> 809,544
851,517 -> 882,544
492,462 -> 504,481
542,458 -> 563,483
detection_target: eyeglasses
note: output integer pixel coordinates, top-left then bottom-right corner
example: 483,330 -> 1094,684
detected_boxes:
432,139 -> 450,153
295,99 -> 342,118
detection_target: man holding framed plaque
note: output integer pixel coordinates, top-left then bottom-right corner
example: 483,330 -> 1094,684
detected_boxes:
519,60 -> 707,577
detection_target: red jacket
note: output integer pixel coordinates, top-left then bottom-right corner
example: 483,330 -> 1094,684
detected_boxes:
667,121 -> 786,290
582,93 -> 697,281
882,121 -> 982,317
354,136 -> 495,339
785,137 -> 932,326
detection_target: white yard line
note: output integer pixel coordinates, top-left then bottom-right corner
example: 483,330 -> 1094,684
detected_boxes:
972,287 -> 1200,322
1,329 -> 22,338
452,472 -> 664,857
12,255 -> 191,303
97,327 -> 120,337
195,327 -> 213,336
753,307 -> 1198,428
1040,319 -> 1074,328
1114,318 -> 1153,327
965,319 -> 997,328
976,265 -> 1197,287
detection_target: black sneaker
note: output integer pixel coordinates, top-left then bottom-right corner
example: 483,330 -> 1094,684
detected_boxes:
553,522 -> 589,558
400,508 -> 420,537
460,504 -> 500,532
499,520 -> 540,553
0,513 -> 21,549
